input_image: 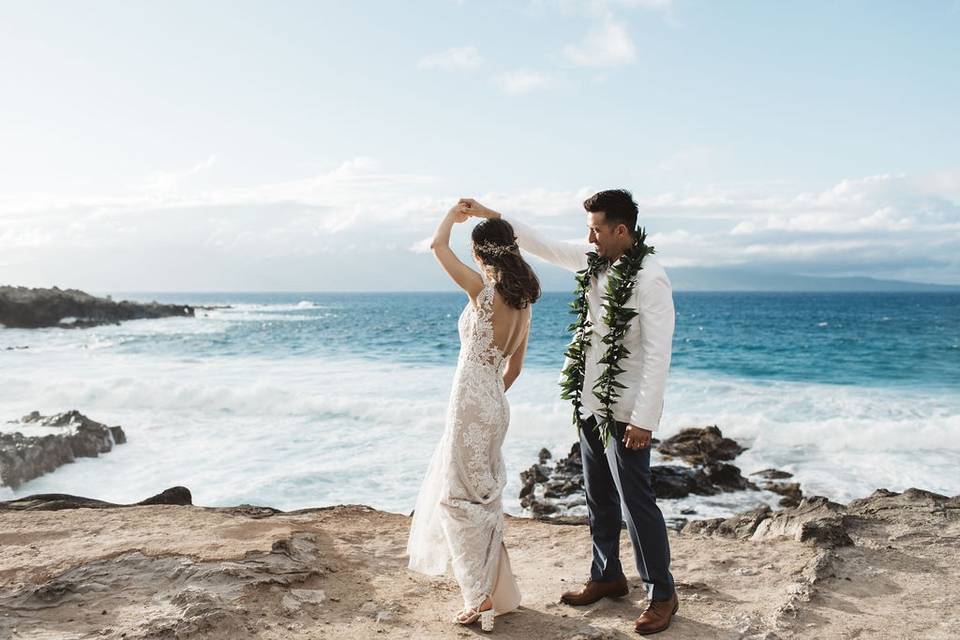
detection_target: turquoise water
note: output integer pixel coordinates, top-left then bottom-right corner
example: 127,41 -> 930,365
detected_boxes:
1,291 -> 958,517
101,291 -> 960,387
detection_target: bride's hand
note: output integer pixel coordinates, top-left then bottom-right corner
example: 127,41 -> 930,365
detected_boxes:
458,198 -> 499,219
447,203 -> 469,223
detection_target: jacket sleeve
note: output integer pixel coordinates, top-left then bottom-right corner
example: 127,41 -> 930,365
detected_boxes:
628,263 -> 675,431
503,216 -> 590,273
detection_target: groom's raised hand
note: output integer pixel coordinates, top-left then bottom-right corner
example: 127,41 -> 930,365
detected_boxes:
458,198 -> 501,220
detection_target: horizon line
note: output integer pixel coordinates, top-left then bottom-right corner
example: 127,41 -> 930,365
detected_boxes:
93,288 -> 960,295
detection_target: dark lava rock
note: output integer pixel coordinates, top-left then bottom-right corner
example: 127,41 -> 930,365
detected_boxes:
0,486 -> 193,511
0,411 -> 127,488
658,425 -> 746,465
651,462 -> 757,499
544,478 -> 581,498
704,462 -> 759,492
762,481 -> 803,507
136,486 -> 194,506
751,468 -> 794,480
519,444 -> 586,513
519,429 -> 760,519
0,285 -> 193,329
650,465 -> 717,499
529,501 -> 560,517
554,443 -> 582,472
751,468 -> 804,506
519,463 -> 551,500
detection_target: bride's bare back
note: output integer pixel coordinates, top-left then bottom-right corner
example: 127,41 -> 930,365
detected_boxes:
485,290 -> 531,360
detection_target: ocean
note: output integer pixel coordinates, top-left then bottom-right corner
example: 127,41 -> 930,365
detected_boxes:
1,291 -> 958,520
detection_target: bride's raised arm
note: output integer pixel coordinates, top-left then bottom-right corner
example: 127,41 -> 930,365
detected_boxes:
430,203 -> 484,299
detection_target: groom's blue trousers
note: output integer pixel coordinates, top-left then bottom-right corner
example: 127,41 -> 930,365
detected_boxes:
580,414 -> 675,602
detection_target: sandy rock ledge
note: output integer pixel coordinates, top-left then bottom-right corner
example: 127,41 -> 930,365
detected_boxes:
0,488 -> 958,639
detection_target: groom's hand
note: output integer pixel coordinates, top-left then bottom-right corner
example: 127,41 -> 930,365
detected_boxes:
623,425 -> 652,450
458,198 -> 501,219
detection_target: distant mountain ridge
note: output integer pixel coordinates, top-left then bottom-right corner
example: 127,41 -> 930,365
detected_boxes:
530,264 -> 960,293
666,268 -> 960,292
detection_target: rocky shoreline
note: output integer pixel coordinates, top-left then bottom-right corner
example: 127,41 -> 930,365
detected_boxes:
1,416 -> 956,637
1,486 -> 957,639
0,285 -> 193,329
520,426 -> 803,525
0,411 -> 126,489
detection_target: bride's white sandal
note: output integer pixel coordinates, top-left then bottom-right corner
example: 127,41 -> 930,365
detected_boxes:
454,608 -> 496,631
454,597 -> 496,632
454,609 -> 478,625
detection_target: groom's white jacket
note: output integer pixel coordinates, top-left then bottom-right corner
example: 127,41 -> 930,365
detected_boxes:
506,216 -> 675,431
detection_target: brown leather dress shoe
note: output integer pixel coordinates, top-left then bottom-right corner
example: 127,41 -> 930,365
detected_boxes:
560,574 -> 629,606
634,592 -> 679,635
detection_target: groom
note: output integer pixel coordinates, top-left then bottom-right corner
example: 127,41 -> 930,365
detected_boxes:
461,190 -> 678,635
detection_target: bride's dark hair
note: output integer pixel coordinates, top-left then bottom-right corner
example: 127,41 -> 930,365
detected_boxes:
471,218 -> 541,310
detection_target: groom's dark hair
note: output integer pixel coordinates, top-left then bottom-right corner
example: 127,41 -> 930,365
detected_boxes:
584,189 -> 638,231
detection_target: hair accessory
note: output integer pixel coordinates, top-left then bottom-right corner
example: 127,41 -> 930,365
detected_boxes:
475,240 -> 518,257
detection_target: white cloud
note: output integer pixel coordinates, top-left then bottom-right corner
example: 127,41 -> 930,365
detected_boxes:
563,17 -> 636,67
418,46 -> 483,71
143,154 -> 218,193
2,166 -> 958,289
486,172 -> 960,281
724,173 -> 959,236
408,236 -> 434,254
0,227 -> 55,249
464,187 -> 595,219
495,69 -> 554,94
0,157 -> 445,258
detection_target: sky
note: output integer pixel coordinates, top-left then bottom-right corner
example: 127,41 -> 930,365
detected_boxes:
1,0 -> 958,292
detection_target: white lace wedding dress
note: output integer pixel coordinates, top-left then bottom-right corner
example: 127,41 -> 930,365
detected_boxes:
407,283 -> 522,614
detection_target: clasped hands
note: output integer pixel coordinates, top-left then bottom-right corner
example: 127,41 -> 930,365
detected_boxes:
447,198 -> 497,223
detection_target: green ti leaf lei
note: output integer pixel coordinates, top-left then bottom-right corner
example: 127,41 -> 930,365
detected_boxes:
559,228 -> 655,444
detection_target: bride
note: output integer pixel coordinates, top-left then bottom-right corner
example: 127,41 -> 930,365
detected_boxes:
406,202 -> 540,631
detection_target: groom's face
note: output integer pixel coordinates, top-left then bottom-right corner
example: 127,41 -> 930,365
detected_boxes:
587,211 -> 625,259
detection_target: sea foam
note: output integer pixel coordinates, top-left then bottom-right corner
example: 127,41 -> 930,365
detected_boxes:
2,294 -> 958,518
